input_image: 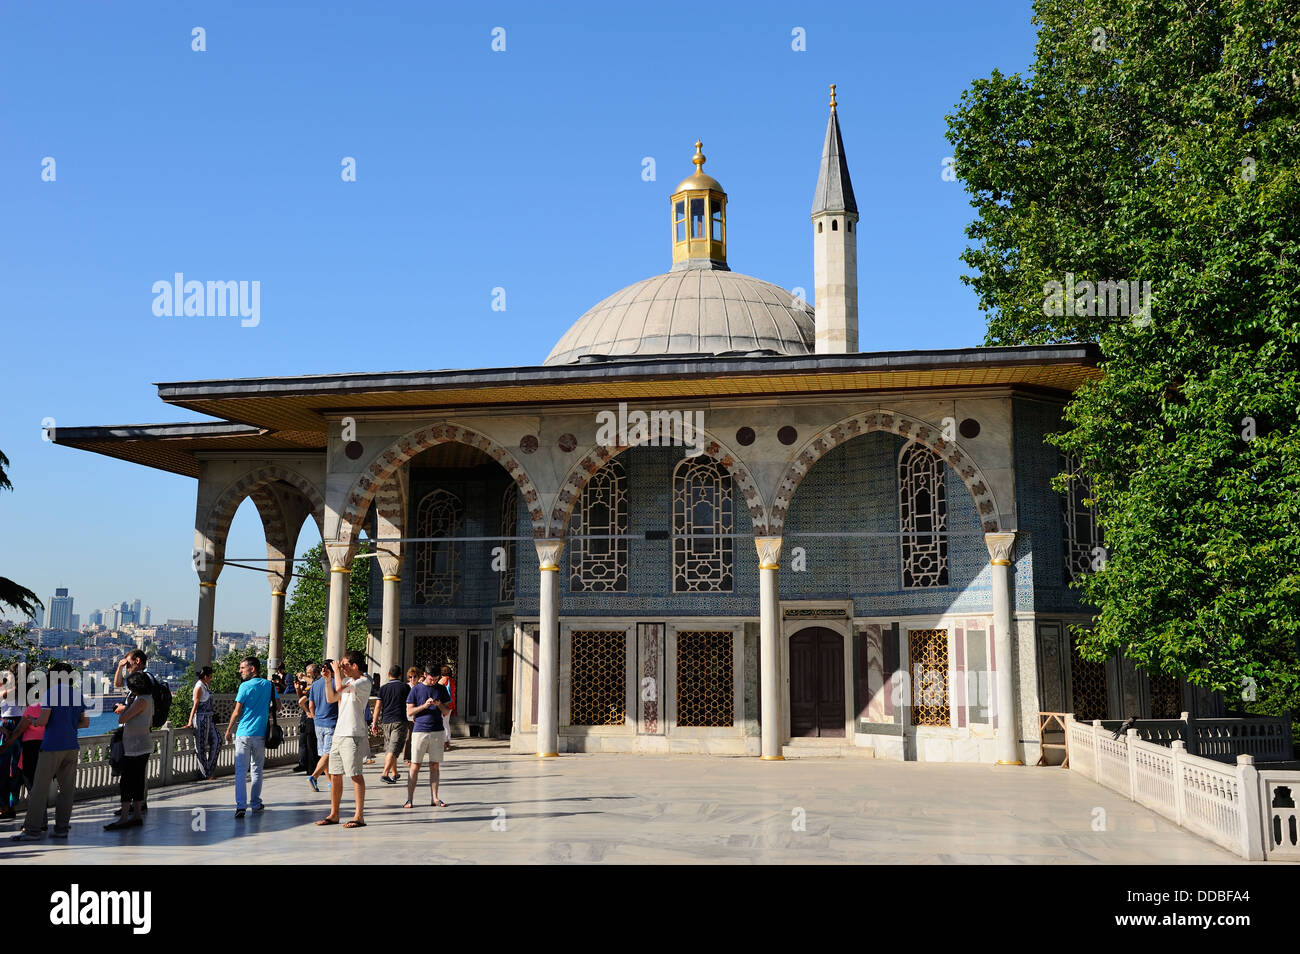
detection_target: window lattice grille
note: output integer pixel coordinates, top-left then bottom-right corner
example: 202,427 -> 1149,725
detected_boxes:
675,630 -> 734,727
412,634 -> 459,676
908,628 -> 950,726
899,443 -> 948,588
1070,637 -> 1109,722
673,457 -> 733,592
569,460 -> 628,592
499,483 -> 517,602
1061,451 -> 1102,584
569,630 -> 626,726
1147,671 -> 1182,720
414,489 -> 462,606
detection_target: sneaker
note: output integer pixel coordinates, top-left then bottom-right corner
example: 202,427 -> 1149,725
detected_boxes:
381,775 -> 397,785
251,803 -> 265,814
235,809 -> 246,819
50,829 -> 69,839
10,831 -> 41,842
308,776 -> 319,793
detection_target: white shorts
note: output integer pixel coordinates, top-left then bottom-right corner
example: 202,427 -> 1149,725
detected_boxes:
410,731 -> 446,764
328,735 -> 366,777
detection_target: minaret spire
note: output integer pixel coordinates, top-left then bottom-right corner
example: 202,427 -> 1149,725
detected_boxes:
812,85 -> 859,352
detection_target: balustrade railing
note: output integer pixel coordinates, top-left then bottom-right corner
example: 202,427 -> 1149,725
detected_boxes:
1063,714 -> 1298,861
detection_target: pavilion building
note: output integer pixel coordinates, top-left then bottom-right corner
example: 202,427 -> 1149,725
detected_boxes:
54,91 -> 1217,763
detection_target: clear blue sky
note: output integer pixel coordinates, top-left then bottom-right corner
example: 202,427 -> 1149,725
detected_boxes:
0,1 -> 1038,634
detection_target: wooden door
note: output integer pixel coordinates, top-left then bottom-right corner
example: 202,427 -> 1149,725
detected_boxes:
789,627 -> 845,738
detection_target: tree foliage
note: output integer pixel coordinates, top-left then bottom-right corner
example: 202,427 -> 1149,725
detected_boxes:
0,450 -> 43,620
947,1 -> 1300,719
281,542 -> 371,677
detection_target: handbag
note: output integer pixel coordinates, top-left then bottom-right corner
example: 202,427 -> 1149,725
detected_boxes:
265,698 -> 283,750
108,727 -> 124,775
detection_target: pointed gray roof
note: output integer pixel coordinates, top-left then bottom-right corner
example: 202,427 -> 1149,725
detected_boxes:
812,107 -> 857,216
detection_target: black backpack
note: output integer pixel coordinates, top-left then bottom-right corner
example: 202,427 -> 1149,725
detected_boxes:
149,677 -> 172,729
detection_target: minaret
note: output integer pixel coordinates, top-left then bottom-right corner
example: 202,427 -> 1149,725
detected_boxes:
812,84 -> 859,353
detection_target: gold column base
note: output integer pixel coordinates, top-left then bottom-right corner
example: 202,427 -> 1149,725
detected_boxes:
537,752 -> 558,758
760,755 -> 786,761
995,760 -> 1024,766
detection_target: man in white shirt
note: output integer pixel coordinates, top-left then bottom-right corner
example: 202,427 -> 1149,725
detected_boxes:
316,650 -> 372,829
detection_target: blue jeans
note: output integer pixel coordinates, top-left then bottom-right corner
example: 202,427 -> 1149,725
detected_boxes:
233,736 -> 266,810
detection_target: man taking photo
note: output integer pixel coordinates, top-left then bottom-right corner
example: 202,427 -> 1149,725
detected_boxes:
316,650 -> 371,829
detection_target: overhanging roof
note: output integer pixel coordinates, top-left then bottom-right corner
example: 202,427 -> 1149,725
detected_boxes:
55,344 -> 1102,478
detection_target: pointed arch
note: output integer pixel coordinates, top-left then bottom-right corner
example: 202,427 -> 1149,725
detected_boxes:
336,422 -> 545,546
768,409 -> 1002,536
546,430 -> 767,538
202,465 -> 326,556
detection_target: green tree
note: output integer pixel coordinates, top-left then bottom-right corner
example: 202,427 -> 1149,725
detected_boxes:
281,542 -> 371,678
947,1 -> 1300,725
168,648 -> 269,727
0,450 -> 42,621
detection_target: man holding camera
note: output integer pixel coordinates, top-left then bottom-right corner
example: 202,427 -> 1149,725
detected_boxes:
316,651 -> 371,829
112,650 -> 152,813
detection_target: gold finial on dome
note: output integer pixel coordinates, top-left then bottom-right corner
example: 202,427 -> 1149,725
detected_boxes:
829,83 -> 837,110
693,140 -> 706,171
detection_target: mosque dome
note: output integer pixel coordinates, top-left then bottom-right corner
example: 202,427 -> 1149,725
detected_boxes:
544,140 -> 815,366
544,267 -> 815,365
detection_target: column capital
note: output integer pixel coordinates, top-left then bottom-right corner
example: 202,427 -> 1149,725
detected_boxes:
534,538 -> 566,570
984,531 -> 1017,566
753,536 -> 783,569
324,540 -> 358,570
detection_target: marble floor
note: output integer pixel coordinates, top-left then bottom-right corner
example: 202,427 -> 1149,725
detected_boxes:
2,741 -> 1243,864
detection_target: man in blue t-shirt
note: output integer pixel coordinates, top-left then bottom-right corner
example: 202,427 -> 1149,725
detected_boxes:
404,671 -> 452,810
12,664 -> 88,842
306,660 -> 339,792
224,656 -> 276,818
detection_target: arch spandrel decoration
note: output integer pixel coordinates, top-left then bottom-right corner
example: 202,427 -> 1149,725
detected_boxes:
768,409 -> 1002,536
546,433 -> 767,539
202,465 -> 327,556
336,423 -> 545,547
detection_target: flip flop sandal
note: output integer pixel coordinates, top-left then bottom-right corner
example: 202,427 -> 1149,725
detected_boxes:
343,819 -> 366,828
434,799 -> 448,807
315,817 -> 339,826
402,801 -> 413,809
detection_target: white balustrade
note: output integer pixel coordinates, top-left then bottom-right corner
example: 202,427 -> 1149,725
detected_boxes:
1064,714 -> 1295,861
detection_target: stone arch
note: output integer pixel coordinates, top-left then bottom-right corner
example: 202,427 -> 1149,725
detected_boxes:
202,465 -> 327,556
768,409 -> 1002,536
336,422 -> 545,546
547,430 -> 768,538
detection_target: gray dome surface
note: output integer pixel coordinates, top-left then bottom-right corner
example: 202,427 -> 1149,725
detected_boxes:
546,267 -> 815,365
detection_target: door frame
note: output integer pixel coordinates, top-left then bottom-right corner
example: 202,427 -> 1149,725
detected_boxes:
780,602 -> 854,745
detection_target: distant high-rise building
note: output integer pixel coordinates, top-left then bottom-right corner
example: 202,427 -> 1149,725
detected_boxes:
69,614 -> 80,630
48,588 -> 74,630
142,606 -> 151,626
103,606 -> 119,629
89,609 -> 103,626
131,599 -> 142,621
30,604 -> 43,627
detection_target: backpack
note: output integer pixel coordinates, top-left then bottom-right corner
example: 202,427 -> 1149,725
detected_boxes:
149,677 -> 172,729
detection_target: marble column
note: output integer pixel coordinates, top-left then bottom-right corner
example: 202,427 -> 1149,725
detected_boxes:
324,542 -> 356,662
267,588 -> 286,670
193,541 -> 222,669
985,531 -> 1021,765
755,536 -> 783,760
535,538 -> 565,757
374,471 -> 406,682
195,580 -> 218,669
379,575 -> 401,678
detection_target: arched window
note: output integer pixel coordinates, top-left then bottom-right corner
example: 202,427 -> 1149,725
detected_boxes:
570,460 -> 628,592
899,442 -> 948,588
499,483 -> 518,602
414,489 -> 462,605
673,457 -> 733,592
1060,452 -> 1101,583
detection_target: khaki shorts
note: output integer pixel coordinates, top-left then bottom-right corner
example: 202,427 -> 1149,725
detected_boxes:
328,735 -> 366,777
382,721 -> 409,755
410,731 -> 445,765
